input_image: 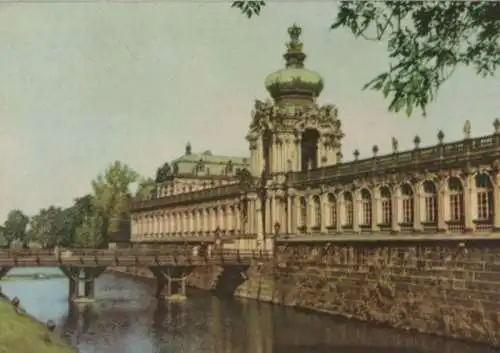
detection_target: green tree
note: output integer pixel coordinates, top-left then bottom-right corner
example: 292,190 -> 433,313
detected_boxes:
90,161 -> 141,246
72,213 -> 104,248
232,1 -> 499,116
28,206 -> 65,248
3,209 -> 29,248
0,226 -> 6,248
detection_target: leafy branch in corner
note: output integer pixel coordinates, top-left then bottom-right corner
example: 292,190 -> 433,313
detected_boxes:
231,1 -> 500,117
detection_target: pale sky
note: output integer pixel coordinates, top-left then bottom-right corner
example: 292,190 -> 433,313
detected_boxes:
0,2 -> 498,221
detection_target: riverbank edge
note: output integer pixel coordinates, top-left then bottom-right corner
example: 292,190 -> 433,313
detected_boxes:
0,290 -> 78,353
107,266 -> 500,350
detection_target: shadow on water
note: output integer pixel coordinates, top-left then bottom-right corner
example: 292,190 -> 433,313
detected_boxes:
1,271 -> 500,353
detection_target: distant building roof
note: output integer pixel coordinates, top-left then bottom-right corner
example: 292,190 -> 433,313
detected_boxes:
170,143 -> 250,177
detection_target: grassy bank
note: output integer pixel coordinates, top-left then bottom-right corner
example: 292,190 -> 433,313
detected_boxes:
0,296 -> 77,353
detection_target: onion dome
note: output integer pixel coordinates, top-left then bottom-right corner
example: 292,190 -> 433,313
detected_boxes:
265,24 -> 324,104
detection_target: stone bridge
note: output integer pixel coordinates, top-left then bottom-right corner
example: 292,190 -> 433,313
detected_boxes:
0,248 -> 271,300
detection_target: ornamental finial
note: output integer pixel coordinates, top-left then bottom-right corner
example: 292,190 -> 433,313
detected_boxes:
284,23 -> 306,68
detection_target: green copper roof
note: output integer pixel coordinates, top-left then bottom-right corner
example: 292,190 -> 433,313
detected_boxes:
265,24 -> 324,102
171,146 -> 249,177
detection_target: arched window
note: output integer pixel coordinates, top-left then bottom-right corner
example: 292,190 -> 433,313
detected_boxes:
343,192 -> 353,228
380,186 -> 392,227
401,184 -> 414,229
423,181 -> 437,224
191,210 -> 196,233
220,206 -> 227,231
301,129 -> 320,171
172,212 -> 177,234
475,173 -> 493,231
300,197 -> 308,227
184,210 -> 190,234
327,194 -> 337,228
360,189 -> 372,227
448,178 -> 464,232
202,209 -> 208,232
213,208 -> 219,231
313,195 -> 321,228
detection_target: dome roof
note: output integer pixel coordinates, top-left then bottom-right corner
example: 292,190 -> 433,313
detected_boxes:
265,24 -> 324,103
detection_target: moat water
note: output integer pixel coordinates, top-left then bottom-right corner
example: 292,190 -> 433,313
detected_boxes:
2,268 -> 499,353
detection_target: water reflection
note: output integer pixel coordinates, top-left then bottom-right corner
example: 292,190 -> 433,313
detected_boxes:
1,270 -> 499,353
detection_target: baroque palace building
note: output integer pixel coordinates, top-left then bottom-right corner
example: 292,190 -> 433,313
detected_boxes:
130,24 -> 500,250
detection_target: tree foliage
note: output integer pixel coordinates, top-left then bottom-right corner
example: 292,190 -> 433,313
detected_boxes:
27,206 -> 65,248
90,161 -> 142,246
232,1 -> 500,117
3,209 -> 29,247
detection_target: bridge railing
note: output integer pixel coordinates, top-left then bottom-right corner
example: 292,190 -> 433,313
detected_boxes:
0,248 -> 273,265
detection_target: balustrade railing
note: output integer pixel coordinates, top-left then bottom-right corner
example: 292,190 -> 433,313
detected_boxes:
131,183 -> 242,210
290,133 -> 500,184
0,248 -> 273,263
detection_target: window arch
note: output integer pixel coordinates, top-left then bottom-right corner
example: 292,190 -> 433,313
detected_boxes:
380,186 -> 392,228
327,193 -> 337,229
422,181 -> 437,224
343,192 -> 354,228
360,189 -> 372,227
475,173 -> 493,231
401,184 -> 414,230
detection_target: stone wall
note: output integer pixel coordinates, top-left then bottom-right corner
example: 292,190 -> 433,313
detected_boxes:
196,236 -> 500,347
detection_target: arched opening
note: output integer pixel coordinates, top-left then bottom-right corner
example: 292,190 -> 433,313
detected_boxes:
190,210 -> 196,233
401,184 -> 414,232
422,180 -> 437,230
327,193 -> 337,230
299,197 -> 308,230
448,177 -> 464,232
197,209 -> 203,233
312,195 -> 321,230
360,189 -> 372,229
229,205 -> 236,232
184,210 -> 190,234
342,192 -> 354,230
220,206 -> 227,233
380,186 -> 392,231
202,209 -> 208,233
301,128 -> 320,171
475,173 -> 493,231
262,129 -> 273,174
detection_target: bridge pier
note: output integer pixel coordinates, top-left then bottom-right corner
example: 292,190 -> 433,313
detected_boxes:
0,267 -> 11,280
149,267 -> 190,299
60,266 -> 107,301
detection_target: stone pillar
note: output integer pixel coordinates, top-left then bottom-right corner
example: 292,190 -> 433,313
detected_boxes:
337,196 -> 343,233
60,266 -> 81,301
437,180 -> 447,232
391,186 -> 400,233
295,137 -> 302,171
256,198 -> 264,244
287,195 -> 293,235
320,194 -> 328,232
414,188 -> 423,232
463,174 -> 475,232
352,190 -> 360,232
